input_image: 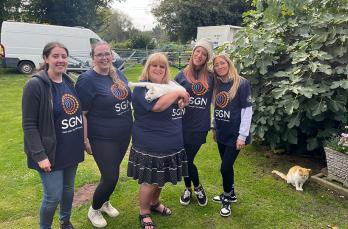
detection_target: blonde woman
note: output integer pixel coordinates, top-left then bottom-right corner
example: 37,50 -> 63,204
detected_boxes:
211,54 -> 252,217
127,53 -> 189,229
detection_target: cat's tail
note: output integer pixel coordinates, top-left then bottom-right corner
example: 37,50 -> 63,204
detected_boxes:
272,170 -> 287,180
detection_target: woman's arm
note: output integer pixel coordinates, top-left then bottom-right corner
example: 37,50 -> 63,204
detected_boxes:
236,106 -> 253,150
152,90 -> 189,112
22,79 -> 47,161
22,79 -> 51,171
82,111 -> 92,154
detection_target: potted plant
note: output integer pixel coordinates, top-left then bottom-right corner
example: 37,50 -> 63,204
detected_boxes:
325,126 -> 348,187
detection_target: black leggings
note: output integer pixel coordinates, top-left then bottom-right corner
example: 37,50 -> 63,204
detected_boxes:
217,142 -> 240,193
184,144 -> 202,188
90,138 -> 130,209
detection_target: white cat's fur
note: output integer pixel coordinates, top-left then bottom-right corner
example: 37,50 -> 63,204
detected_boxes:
272,166 -> 311,191
129,81 -> 186,101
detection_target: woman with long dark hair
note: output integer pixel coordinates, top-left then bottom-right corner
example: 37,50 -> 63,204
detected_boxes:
22,42 -> 84,229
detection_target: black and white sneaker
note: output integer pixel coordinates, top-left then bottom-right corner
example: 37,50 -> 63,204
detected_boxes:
194,185 -> 208,206
212,192 -> 237,203
180,188 -> 192,205
220,197 -> 231,217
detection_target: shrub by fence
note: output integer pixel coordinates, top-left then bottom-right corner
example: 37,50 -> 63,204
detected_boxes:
224,0 -> 348,153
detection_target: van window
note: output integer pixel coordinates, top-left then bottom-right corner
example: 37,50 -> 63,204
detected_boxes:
90,38 -> 100,47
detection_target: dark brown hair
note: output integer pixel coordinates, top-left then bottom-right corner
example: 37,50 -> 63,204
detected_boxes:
39,42 -> 69,71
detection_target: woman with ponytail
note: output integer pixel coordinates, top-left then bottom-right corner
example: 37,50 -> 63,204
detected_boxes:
75,41 -> 133,228
211,54 -> 253,217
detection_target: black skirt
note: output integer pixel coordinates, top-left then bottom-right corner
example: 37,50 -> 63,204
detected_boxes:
127,146 -> 188,187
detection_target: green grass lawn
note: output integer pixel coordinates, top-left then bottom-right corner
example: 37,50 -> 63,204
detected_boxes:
0,67 -> 347,229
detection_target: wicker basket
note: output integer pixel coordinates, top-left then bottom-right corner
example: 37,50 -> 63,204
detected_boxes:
324,147 -> 348,187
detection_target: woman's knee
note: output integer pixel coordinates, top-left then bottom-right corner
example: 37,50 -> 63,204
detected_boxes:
220,165 -> 233,176
43,189 -> 62,206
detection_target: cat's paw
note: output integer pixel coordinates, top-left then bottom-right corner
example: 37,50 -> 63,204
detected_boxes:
296,188 -> 303,191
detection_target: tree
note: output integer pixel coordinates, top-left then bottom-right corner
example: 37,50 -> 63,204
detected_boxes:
151,24 -> 169,43
0,0 -> 22,31
152,0 -> 252,42
129,31 -> 156,49
97,9 -> 135,42
23,0 -> 121,28
224,0 -> 348,153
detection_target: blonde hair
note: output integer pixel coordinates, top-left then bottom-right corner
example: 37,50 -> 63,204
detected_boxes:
183,47 -> 210,89
139,53 -> 171,83
91,41 -> 122,85
212,54 -> 241,102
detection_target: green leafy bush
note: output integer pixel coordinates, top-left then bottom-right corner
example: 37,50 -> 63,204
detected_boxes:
225,0 -> 348,153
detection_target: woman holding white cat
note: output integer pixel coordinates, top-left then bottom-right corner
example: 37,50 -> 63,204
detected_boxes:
175,38 -> 214,207
127,53 -> 189,229
211,54 -> 253,217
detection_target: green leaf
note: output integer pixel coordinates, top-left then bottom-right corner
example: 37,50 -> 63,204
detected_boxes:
317,64 -> 332,75
308,61 -> 319,72
283,129 -> 298,144
287,114 -> 301,128
291,52 -> 310,64
330,80 -> 348,89
272,87 -> 289,99
307,138 -> 319,151
284,99 -> 299,115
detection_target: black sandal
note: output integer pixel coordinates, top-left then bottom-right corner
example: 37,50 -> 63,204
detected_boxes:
139,214 -> 155,229
150,202 -> 172,216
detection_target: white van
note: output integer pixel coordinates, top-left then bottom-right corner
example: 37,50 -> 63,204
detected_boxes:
0,21 -> 102,74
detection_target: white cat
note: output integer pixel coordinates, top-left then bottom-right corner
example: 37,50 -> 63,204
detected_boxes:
272,166 -> 311,191
129,81 -> 186,101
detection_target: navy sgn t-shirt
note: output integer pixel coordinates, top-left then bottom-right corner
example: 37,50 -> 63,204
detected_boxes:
214,77 -> 252,146
131,85 -> 184,153
75,69 -> 133,141
175,70 -> 213,133
28,79 -> 85,171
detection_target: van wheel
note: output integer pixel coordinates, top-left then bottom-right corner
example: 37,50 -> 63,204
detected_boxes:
18,61 -> 35,74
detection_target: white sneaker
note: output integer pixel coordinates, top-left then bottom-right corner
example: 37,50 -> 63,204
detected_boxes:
220,198 -> 231,217
100,201 -> 119,217
88,206 -> 107,228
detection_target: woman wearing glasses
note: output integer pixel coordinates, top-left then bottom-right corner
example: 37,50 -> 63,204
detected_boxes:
75,41 -> 133,228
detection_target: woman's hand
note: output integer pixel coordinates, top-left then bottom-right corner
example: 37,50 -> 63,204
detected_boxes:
84,138 -> 93,155
236,139 -> 245,150
38,159 -> 51,172
178,91 -> 190,108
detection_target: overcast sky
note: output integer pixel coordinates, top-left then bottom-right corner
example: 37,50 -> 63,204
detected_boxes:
112,0 -> 157,31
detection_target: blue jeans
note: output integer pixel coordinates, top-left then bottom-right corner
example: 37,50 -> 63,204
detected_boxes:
38,165 -> 77,229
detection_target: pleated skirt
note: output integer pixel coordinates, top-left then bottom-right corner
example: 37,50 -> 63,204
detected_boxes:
127,146 -> 188,187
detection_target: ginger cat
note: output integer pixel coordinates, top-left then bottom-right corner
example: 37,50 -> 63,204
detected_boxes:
272,166 -> 311,191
